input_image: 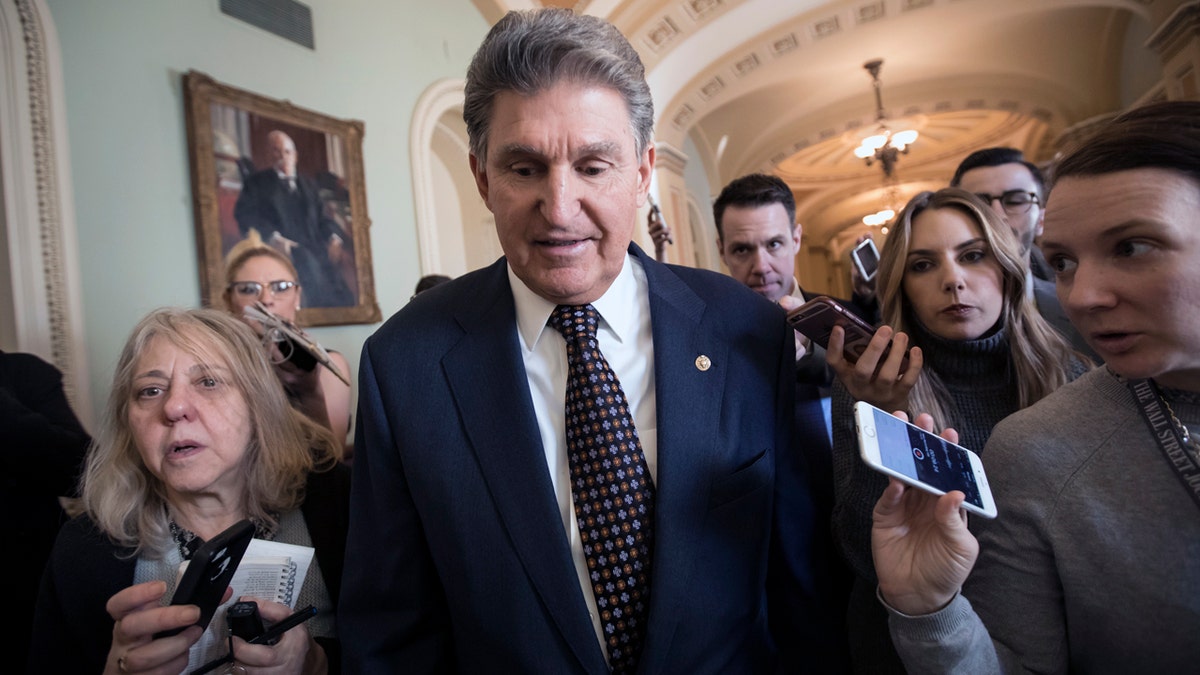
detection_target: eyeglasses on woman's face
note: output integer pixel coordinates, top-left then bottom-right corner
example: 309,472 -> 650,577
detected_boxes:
228,280 -> 298,297
974,190 -> 1040,214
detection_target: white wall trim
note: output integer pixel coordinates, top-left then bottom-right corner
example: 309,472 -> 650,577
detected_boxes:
410,78 -> 466,277
0,0 -> 92,425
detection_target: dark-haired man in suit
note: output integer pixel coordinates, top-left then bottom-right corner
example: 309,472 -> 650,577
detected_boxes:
340,8 -> 843,674
713,173 -> 877,390
712,172 -> 859,668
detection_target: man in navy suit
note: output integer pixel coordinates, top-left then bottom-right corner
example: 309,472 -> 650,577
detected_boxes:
713,173 -> 857,668
340,9 -> 840,673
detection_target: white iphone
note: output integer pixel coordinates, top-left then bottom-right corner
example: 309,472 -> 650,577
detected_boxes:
854,401 -> 998,519
851,238 -> 880,282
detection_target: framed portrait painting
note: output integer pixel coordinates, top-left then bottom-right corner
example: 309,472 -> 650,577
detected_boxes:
183,70 -> 380,326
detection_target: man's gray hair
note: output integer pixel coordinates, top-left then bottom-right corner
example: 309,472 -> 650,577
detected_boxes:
463,8 -> 654,161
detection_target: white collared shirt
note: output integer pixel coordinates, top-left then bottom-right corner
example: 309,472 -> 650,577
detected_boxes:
508,254 -> 659,659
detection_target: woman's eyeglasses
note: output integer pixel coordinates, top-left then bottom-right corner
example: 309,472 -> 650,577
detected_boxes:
228,280 -> 298,297
974,190 -> 1040,214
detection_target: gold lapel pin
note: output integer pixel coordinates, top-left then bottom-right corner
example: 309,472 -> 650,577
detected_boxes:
695,355 -> 712,372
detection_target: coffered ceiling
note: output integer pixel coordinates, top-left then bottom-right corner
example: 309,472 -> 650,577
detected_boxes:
472,0 -> 1174,252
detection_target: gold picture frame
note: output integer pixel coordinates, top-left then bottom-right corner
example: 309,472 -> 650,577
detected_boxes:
183,70 -> 380,326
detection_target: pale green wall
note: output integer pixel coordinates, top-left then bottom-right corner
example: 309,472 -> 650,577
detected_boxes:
45,0 -> 489,424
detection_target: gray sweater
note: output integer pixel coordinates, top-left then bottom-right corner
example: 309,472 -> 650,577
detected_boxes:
889,367 -> 1200,673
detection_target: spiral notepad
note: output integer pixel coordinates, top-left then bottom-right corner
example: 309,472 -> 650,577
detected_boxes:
236,555 -> 300,605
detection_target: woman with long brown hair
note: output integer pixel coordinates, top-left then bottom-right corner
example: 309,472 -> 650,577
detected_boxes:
827,187 -> 1089,673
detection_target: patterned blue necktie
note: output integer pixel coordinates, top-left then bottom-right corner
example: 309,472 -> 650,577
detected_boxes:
549,304 -> 655,674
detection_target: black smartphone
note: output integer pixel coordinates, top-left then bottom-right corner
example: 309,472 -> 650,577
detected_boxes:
154,519 -> 255,638
851,238 -> 880,282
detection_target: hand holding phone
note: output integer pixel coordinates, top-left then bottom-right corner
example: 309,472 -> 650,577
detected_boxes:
785,295 -> 877,362
854,401 -> 997,518
786,296 -> 911,371
153,519 -> 255,638
867,409 -> 985,616
787,296 -> 918,412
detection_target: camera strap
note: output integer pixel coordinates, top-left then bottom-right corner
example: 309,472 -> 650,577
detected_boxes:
1127,378 -> 1200,512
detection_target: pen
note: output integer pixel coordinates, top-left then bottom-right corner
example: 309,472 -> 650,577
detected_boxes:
248,605 -> 318,645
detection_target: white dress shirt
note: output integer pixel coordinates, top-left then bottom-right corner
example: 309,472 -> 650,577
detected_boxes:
508,254 -> 659,660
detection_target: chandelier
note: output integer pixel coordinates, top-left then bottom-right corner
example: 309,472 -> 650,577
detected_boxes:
862,181 -> 900,233
853,59 -> 917,179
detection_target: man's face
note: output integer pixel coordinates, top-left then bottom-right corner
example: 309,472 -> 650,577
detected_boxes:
956,163 -> 1042,257
470,82 -> 653,305
268,133 -> 298,176
717,202 -> 800,302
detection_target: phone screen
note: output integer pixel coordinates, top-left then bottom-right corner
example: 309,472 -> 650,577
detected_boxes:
862,404 -> 987,510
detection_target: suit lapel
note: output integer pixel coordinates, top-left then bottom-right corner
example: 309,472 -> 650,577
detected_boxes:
441,260 -> 608,673
632,247 -> 730,673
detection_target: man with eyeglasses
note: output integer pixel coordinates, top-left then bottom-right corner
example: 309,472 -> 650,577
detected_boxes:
951,147 -> 1097,361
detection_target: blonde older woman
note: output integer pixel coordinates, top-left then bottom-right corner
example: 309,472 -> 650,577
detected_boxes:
30,308 -> 348,674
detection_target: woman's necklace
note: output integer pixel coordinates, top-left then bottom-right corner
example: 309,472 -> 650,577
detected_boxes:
1161,394 -> 1200,460
168,516 -> 277,560
1113,367 -> 1200,461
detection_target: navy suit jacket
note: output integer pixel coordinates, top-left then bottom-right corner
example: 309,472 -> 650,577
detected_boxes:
340,245 -> 839,673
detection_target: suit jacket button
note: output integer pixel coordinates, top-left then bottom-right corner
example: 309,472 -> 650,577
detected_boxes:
695,355 -> 711,371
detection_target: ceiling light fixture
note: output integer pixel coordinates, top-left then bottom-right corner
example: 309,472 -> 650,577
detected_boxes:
853,59 -> 917,179
862,180 -> 901,233
862,208 -> 894,228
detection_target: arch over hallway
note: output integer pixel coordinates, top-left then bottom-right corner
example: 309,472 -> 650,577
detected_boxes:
410,77 -> 498,279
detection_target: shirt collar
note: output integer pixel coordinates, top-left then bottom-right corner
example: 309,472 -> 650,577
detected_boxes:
509,253 -> 641,353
